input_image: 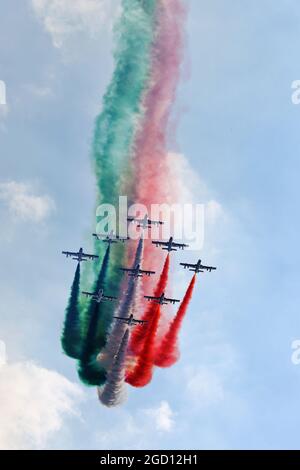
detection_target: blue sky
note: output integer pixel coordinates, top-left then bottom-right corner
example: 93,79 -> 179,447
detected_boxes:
0,0 -> 299,449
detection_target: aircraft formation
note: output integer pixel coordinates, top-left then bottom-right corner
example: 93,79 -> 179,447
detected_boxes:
60,0 -> 214,408
62,215 -> 217,330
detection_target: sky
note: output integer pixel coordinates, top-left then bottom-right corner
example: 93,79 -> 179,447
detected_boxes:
0,0 -> 299,450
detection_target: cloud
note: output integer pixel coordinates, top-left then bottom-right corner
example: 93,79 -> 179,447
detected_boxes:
31,0 -> 119,48
0,341 -> 84,449
186,367 -> 225,408
167,152 -> 225,251
96,401 -> 176,450
145,401 -> 175,432
0,181 -> 55,223
168,151 -> 225,215
180,310 -> 238,412
205,200 -> 223,225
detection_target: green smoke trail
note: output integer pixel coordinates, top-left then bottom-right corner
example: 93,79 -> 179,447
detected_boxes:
91,0 -> 158,275
78,246 -> 112,386
61,263 -> 82,359
92,0 -> 157,211
79,0 -> 158,352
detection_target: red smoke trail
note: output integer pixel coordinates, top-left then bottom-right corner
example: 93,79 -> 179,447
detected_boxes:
154,274 -> 196,368
125,304 -> 161,388
130,0 -> 186,292
133,0 -> 185,205
129,254 -> 170,355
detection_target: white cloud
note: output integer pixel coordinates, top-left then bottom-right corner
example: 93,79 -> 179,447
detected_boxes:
0,341 -> 84,449
180,312 -> 238,412
168,151 -> 224,211
96,401 -> 176,450
167,152 -> 225,251
167,152 -> 204,204
205,200 -> 223,225
0,181 -> 55,223
31,0 -> 119,48
186,367 -> 225,408
145,401 -> 175,432
96,411 -> 142,449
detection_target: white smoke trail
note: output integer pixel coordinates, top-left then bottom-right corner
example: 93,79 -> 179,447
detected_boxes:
97,236 -> 144,370
98,328 -> 130,408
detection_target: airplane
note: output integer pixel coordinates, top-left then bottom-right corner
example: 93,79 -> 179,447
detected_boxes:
127,214 -> 164,229
93,230 -> 129,245
120,263 -> 156,278
180,259 -> 217,273
152,236 -> 189,252
82,288 -> 117,303
144,292 -> 180,306
114,314 -> 148,327
62,247 -> 99,263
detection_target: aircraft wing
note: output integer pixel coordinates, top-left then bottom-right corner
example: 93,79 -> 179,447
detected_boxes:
148,219 -> 164,226
82,291 -> 93,297
152,240 -> 169,247
103,295 -> 118,301
120,267 -> 134,273
113,316 -> 128,323
94,233 -> 128,242
92,233 -> 101,239
116,235 -> 129,242
165,297 -> 180,305
171,242 -> 189,249
180,262 -> 196,269
201,265 -> 217,272
128,215 -> 163,226
82,253 -> 99,260
144,295 -> 160,302
140,269 -> 156,276
127,216 -> 142,224
133,319 -> 148,325
62,250 -> 78,257
92,233 -> 111,242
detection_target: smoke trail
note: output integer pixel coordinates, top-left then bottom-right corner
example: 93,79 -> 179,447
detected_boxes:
77,246 -> 111,386
97,237 -> 144,370
133,0 -> 186,204
126,2 -> 188,388
131,0 -> 186,285
85,0 -> 158,273
129,254 -> 170,355
79,0 -> 158,341
92,0 -> 157,212
126,305 -> 161,387
155,274 -> 196,368
98,328 -> 130,408
61,263 -> 82,359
